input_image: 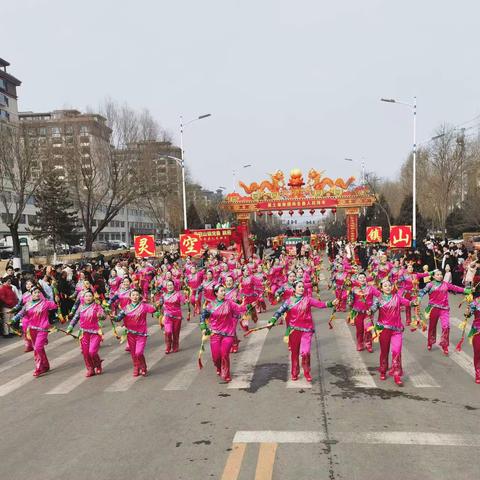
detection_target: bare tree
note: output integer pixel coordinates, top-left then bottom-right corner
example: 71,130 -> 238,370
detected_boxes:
0,123 -> 41,255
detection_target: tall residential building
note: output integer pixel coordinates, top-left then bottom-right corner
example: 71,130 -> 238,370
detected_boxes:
0,58 -> 21,123
19,109 -> 111,180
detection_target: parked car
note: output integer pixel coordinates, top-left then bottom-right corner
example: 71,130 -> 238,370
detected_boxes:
92,241 -> 109,251
107,240 -> 128,250
0,246 -> 14,259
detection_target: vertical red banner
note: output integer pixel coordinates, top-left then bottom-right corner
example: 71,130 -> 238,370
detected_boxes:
346,214 -> 358,242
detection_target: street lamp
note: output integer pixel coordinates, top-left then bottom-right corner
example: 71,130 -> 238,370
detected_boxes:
180,113 -> 212,231
233,164 -> 252,192
344,157 -> 366,185
381,96 -> 417,247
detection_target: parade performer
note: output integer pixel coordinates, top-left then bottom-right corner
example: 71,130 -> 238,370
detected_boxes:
370,280 -> 417,386
10,279 -> 38,352
331,264 -> 350,312
185,265 -> 204,315
10,286 -> 58,377
107,269 -> 122,298
200,284 -> 246,382
224,275 -> 242,353
348,272 -> 380,352
419,270 -> 469,355
196,270 -> 217,307
467,290 -> 480,384
113,289 -> 157,377
239,266 -> 258,324
66,290 -> 106,377
268,281 -> 337,382
158,280 -> 186,354
396,264 -> 429,326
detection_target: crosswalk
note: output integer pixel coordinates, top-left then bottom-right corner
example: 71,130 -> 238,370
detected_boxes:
0,310 -> 477,399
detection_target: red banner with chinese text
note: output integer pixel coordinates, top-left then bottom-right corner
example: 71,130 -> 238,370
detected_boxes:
134,235 -> 156,258
389,225 -> 412,248
346,214 -> 358,242
179,233 -> 203,257
366,226 -> 382,243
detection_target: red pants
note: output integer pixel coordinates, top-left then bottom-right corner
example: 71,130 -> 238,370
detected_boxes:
428,308 -> 450,349
80,332 -> 102,372
335,288 -> 348,312
288,329 -> 313,379
164,317 -> 181,352
30,329 -> 49,375
473,334 -> 480,379
379,329 -> 403,377
210,334 -> 235,380
127,333 -> 147,374
354,313 -> 372,351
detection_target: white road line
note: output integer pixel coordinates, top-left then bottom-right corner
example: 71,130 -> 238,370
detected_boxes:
286,354 -> 312,389
105,323 -> 197,393
0,338 -> 24,356
417,318 -> 475,379
46,338 -> 123,395
233,431 -> 480,446
333,320 -> 376,388
228,327 -> 269,389
402,346 -> 440,388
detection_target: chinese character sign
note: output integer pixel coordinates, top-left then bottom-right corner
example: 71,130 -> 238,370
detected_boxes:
179,234 -> 202,257
346,214 -> 358,242
366,226 -> 382,243
134,235 -> 155,258
389,225 -> 412,248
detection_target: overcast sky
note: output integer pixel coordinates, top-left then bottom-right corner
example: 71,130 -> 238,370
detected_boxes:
3,0 -> 480,191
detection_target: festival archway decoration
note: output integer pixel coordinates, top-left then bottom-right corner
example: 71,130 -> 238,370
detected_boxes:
221,168 -> 376,253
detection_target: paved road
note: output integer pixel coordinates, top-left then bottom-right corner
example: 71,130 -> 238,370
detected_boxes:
0,278 -> 479,480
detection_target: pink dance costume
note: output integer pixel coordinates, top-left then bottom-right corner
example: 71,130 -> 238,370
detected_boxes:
271,295 -> 333,382
467,299 -> 480,383
160,291 -> 186,354
200,299 -> 246,382
11,299 -> 58,377
69,302 -> 106,377
419,280 -> 465,354
370,293 -> 413,385
114,302 -> 157,376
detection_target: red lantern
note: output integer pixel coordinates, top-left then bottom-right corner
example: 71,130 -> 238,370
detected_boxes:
299,210 -> 304,216
278,211 -> 283,216
320,209 -> 326,215
258,211 -> 263,217
332,208 -> 337,214
268,211 -> 273,216
289,210 -> 294,216
309,209 -> 315,215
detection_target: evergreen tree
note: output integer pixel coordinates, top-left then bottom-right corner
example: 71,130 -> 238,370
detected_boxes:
30,170 -> 81,252
186,202 -> 203,229
395,194 -> 428,242
363,193 -> 392,242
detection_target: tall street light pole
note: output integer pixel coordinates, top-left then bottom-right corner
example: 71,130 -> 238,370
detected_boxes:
381,97 -> 417,247
180,113 -> 212,231
344,157 -> 366,185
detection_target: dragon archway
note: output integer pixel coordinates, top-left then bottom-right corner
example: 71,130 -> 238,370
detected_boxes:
222,168 -> 376,253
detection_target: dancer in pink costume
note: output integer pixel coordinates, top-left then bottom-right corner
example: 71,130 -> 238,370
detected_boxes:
185,265 -> 204,315
224,275 -> 242,353
11,286 -> 58,377
396,263 -> 429,326
348,273 -> 380,352
11,279 -> 39,352
370,280 -> 417,386
159,280 -> 186,354
239,266 -> 258,325
269,281 -> 337,382
196,270 -> 217,307
200,284 -> 246,382
107,270 -> 122,297
468,291 -> 480,384
331,264 -> 350,312
66,290 -> 106,377
419,269 -> 469,355
113,289 -> 157,377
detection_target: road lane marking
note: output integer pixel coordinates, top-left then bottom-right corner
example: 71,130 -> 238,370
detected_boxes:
220,443 -> 246,480
163,353 -> 199,391
228,326 -> 269,389
255,443 -> 277,480
0,339 -> 24,356
286,354 -> 312,389
333,320 -> 376,388
233,431 -> 480,446
105,323 -> 197,392
0,335 -> 72,376
417,317 -> 475,379
402,346 -> 440,387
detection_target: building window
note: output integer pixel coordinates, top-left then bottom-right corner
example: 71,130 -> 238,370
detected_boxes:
0,79 -> 6,91
80,125 -> 89,135
51,127 -> 61,137
39,127 -> 47,136
0,109 -> 10,120
0,94 -> 8,107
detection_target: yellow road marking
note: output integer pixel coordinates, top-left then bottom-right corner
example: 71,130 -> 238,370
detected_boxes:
255,442 -> 278,480
221,442 -> 246,480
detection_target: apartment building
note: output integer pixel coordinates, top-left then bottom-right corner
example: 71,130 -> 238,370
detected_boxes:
0,58 -> 21,123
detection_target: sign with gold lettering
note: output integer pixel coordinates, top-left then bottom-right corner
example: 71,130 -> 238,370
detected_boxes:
389,225 -> 412,248
134,235 -> 155,258
179,233 -> 203,257
366,226 -> 382,243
